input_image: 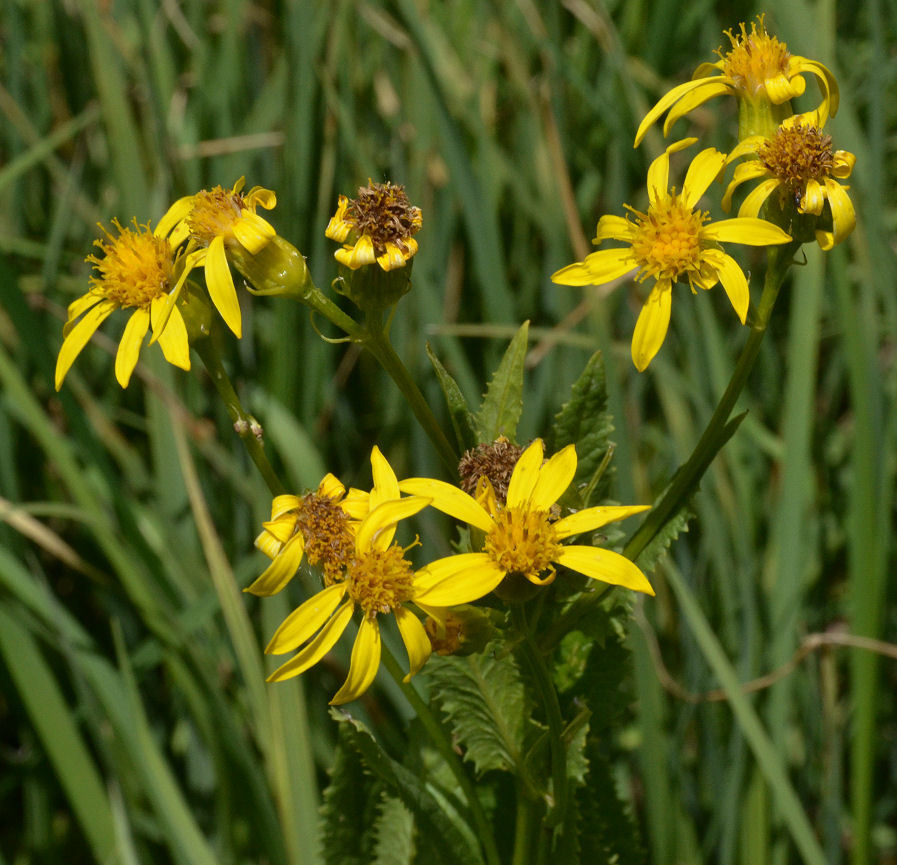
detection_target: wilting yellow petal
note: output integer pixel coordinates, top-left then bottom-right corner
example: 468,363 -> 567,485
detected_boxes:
114,307 -> 150,388
555,545 -> 654,595
594,215 -> 636,243
254,528 -> 285,559
801,179 -> 826,215
529,444 -> 576,511
394,606 -> 431,681
55,300 -> 116,390
205,235 -> 242,337
271,494 -> 302,519
554,504 -> 650,539
265,583 -> 347,654
631,282 -> 672,372
377,242 -> 407,271
267,600 -> 353,682
823,178 -> 856,247
506,439 -> 544,508
331,616 -> 382,705
234,211 -> 276,255
246,186 -> 276,210
398,478 -> 493,533
244,533 -> 306,596
414,553 -> 505,606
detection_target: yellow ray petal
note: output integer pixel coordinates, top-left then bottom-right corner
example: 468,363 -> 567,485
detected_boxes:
234,211 -> 276,254
682,147 -> 726,209
551,247 -> 638,286
631,282 -> 672,372
370,446 -> 400,508
266,600 -> 353,682
244,534 -> 306,596
271,494 -> 302,519
506,439 -> 544,508
64,292 -> 103,331
555,545 -> 654,595
823,178 -> 856,246
553,504 -> 650,539
646,149 -> 671,205
205,235 -> 242,337
704,250 -> 749,323
355,496 -> 430,553
633,79 -> 725,147
377,242 -> 407,271
114,307 -> 150,388
702,217 -> 791,245
722,162 -> 770,212
154,196 -> 193,239
529,444 -> 576,511
265,583 -> 347,654
54,300 -> 116,390
398,478 -> 493,532
255,528 -> 285,559
246,186 -> 276,210
394,606 -> 431,681
414,553 -> 505,606
594,215 -> 636,243
155,305 -> 191,370
736,179 -> 780,219
331,616 -> 382,705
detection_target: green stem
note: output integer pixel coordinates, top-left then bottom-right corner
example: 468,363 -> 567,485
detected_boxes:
511,786 -> 534,865
624,241 -> 799,563
193,338 -> 286,497
511,604 -> 568,835
362,324 -> 459,471
380,644 -> 501,865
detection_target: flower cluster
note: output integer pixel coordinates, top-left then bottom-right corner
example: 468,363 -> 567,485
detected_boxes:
249,439 -> 653,705
552,15 -> 855,371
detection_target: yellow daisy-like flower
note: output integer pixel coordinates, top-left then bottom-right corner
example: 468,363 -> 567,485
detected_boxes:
246,473 -> 366,597
552,140 -> 793,371
264,494 -> 433,705
55,219 -> 203,391
325,181 -> 422,271
634,15 -> 839,146
722,120 -> 856,250
398,439 -> 654,605
156,178 -> 277,338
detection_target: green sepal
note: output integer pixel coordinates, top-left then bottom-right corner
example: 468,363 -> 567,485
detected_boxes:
426,638 -> 531,778
474,320 -> 529,443
330,709 -> 483,865
550,350 -> 614,504
426,342 -> 478,452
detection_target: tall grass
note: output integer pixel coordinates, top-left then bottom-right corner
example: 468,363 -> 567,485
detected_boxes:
1,1 -> 894,863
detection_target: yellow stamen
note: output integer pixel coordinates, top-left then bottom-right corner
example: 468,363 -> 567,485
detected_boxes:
187,186 -> 246,246
719,15 -> 790,96
347,546 -> 416,615
485,507 -> 562,584
627,196 -> 710,284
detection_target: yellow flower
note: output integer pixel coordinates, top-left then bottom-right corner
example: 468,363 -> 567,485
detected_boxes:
156,178 -> 277,338
264,494 -> 433,705
55,219 -> 203,390
552,140 -> 792,371
325,181 -> 422,271
722,120 -> 856,250
398,439 -> 654,605
634,16 -> 839,146
246,473 -> 364,597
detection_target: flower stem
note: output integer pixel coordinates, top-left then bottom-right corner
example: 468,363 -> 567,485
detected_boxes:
510,603 -> 569,836
379,643 -> 501,865
623,240 -> 799,563
193,338 -> 286,497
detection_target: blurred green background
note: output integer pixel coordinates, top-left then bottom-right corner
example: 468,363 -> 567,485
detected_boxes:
1,0 -> 894,862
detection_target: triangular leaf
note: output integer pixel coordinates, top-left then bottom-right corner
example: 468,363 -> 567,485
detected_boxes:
550,351 -> 614,498
474,321 -> 529,443
372,793 -> 415,865
330,709 -> 483,865
427,639 -> 530,776
426,342 -> 478,452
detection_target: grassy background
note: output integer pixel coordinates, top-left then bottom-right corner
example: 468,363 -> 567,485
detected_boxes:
1,0 -> 895,862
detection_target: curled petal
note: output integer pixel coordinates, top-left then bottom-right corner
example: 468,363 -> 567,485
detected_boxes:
265,583 -> 347,654
266,600 -> 353,682
555,545 -> 654,595
271,494 -> 302,519
234,211 -> 276,254
823,178 -> 856,246
246,186 -> 276,210
244,533 -> 306,596
377,242 -> 407,271
331,616 -> 382,705
831,150 -> 856,179
631,282 -> 672,372
800,179 -> 826,215
594,215 -> 636,243
114,307 -> 150,388
55,300 -> 116,390
394,606 -> 431,681
794,57 -> 839,120
337,235 -> 376,270
764,71 -> 804,104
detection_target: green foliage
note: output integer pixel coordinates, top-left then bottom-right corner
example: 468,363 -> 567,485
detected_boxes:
474,321 -> 529,443
426,639 -> 531,777
426,342 -> 478,452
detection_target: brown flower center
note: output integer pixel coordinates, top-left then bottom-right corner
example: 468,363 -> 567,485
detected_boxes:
458,438 -> 525,506
294,493 -> 355,585
187,186 -> 246,246
758,124 -> 835,195
345,182 -> 422,256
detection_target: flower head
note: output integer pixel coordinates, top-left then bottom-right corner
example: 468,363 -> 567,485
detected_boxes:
552,140 -> 792,370
156,178 -> 277,338
722,120 -> 856,250
398,439 -> 654,605
326,181 -> 422,272
55,219 -> 203,390
634,16 -> 839,146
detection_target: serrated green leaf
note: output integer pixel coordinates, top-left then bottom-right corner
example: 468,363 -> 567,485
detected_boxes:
634,505 -> 692,575
426,342 -> 478,452
426,640 -> 529,776
330,709 -> 483,865
550,351 -> 614,495
320,724 -> 381,865
474,320 -> 529,442
372,794 -> 415,865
